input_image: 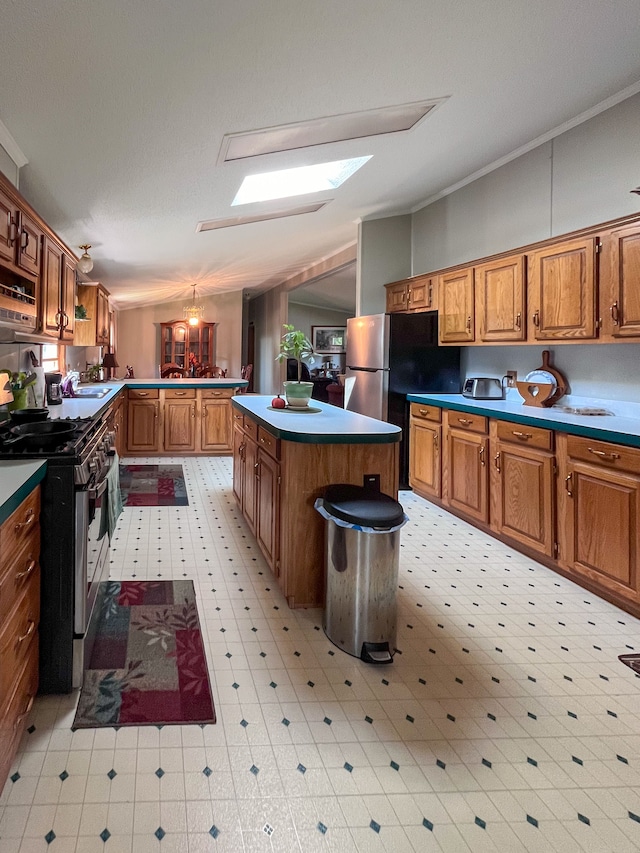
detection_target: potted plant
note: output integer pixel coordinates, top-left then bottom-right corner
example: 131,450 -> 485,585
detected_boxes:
275,324 -> 314,407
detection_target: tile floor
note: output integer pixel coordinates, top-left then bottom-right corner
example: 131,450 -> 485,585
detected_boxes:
2,455 -> 640,852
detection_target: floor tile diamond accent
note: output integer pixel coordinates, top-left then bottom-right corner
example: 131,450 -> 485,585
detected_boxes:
209,825 -> 220,839
107,769 -> 117,780
423,818 -> 434,831
527,815 -> 539,828
317,822 -> 327,835
155,767 -> 165,778
297,763 -> 306,774
45,831 -> 56,844
370,820 -> 381,833
100,829 -> 111,842
59,770 -> 69,781
203,766 -> 212,777
344,762 -> 353,773
250,764 -> 259,775
10,772 -> 20,783
263,823 -> 274,836
155,827 -> 166,840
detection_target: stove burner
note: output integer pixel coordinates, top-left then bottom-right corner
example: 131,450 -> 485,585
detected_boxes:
0,416 -> 100,461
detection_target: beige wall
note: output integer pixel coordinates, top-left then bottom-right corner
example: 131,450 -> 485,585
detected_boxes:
116,290 -> 243,379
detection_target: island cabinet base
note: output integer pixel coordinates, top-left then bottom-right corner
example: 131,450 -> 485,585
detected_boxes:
232,407 -> 400,609
279,441 -> 399,608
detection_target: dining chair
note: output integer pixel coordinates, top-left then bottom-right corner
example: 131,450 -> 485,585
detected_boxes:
160,363 -> 188,378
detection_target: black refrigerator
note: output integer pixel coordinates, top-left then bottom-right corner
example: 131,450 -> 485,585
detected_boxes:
345,312 -> 460,488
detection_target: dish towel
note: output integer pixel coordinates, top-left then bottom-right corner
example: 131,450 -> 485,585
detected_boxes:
101,452 -> 124,541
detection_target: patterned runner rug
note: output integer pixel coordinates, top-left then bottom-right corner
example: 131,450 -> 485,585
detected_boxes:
119,464 -> 188,507
73,580 -> 216,728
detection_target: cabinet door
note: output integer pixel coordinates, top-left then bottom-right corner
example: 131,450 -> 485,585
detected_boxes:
96,287 -> 110,344
16,212 -> 42,277
127,400 -> 159,452
0,187 -> 17,265
232,424 -> 245,506
439,268 -> 474,342
444,427 -> 488,522
40,238 -> 63,337
385,281 -> 408,313
491,440 -> 554,556
562,461 -> 640,607
528,237 -> 597,340
242,436 -> 258,535
408,276 -> 435,311
476,254 -> 526,342
60,254 -> 76,340
256,449 -> 280,573
164,400 -> 196,452
602,223 -> 640,339
409,419 -> 441,498
201,400 -> 232,451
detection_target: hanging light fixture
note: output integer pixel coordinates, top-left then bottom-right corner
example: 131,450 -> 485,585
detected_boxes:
77,244 -> 94,274
183,283 -> 204,326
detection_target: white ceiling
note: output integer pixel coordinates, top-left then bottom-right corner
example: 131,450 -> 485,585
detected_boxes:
1,1 -> 639,310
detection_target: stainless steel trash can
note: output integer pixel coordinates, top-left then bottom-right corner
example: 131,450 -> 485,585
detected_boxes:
315,484 -> 406,664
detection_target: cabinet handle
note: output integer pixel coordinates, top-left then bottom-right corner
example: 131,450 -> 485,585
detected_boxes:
8,214 -> 17,245
494,451 -> 501,472
587,447 -> 620,460
532,310 -> 540,327
14,694 -> 35,730
174,391 -> 186,396
55,310 -> 63,329
191,405 -> 195,419
202,407 -> 207,417
434,432 -> 439,451
213,391 -> 222,396
15,558 -> 37,581
458,418 -> 473,426
610,301 -> 620,325
16,619 -> 36,646
419,408 -> 430,416
515,312 -> 522,330
62,312 -> 69,328
428,283 -> 433,307
512,431 -> 532,440
466,316 -> 471,332
14,508 -> 35,533
565,473 -> 573,497
479,445 -> 485,466
137,392 -> 148,397
20,229 -> 29,250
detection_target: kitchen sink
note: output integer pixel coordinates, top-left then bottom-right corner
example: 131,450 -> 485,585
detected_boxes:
73,387 -> 111,399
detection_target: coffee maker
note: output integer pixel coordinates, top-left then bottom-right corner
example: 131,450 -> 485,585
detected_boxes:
45,372 -> 63,405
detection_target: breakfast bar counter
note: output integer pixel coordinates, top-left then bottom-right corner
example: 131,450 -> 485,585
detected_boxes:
231,396 -> 401,608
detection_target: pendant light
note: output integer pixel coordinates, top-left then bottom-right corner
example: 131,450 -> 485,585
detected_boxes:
183,283 -> 204,326
77,244 -> 94,274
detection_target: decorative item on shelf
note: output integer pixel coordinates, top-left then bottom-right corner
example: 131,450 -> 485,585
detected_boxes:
77,245 -> 94,275
125,365 -> 135,378
183,283 -> 205,326
87,363 -> 104,383
276,324 -> 314,408
102,351 -> 119,380
516,350 -> 568,408
75,304 -> 89,320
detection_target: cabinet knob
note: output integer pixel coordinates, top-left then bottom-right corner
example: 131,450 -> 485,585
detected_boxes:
466,316 -> 471,332
14,558 -> 37,582
515,312 -> 522,330
458,418 -> 473,426
14,508 -> 35,533
610,301 -> 620,325
532,310 -> 540,327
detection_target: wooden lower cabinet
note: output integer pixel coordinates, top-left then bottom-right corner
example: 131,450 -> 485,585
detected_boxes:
490,421 -> 555,557
0,486 -> 41,794
442,412 -> 488,523
256,448 -> 281,574
409,404 -> 441,498
124,387 -> 235,455
557,433 -> 640,609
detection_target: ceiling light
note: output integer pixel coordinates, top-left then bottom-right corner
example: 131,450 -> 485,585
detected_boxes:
219,99 -> 448,162
77,245 -> 94,274
232,157 -> 371,206
183,283 -> 204,326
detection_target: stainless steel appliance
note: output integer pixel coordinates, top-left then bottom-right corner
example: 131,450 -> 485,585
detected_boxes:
0,415 -> 116,692
462,377 -> 505,399
345,312 -> 461,487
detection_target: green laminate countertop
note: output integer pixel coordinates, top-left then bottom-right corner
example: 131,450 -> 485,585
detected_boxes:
232,396 -> 401,444
0,461 -> 47,525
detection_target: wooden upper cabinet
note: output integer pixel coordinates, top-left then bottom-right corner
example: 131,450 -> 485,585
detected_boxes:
0,186 -> 16,266
75,283 -> 110,346
17,212 -> 42,278
601,223 -> 640,339
475,254 -> 526,342
385,276 -> 436,313
60,254 -> 76,340
0,188 -> 42,277
161,320 -> 215,372
438,267 -> 474,342
41,238 -> 63,337
528,237 -> 598,340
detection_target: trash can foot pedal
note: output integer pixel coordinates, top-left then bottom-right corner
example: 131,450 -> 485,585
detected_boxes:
361,642 -> 393,664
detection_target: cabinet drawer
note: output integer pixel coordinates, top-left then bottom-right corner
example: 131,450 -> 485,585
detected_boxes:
0,539 -> 40,626
566,435 -> 640,475
128,388 -> 159,400
201,387 -> 234,399
447,411 -> 488,434
1,488 -> 40,566
0,650 -> 38,789
495,420 -> 553,451
0,579 -> 39,705
410,403 -> 441,423
242,417 -> 258,441
164,387 -> 195,399
257,427 -> 280,460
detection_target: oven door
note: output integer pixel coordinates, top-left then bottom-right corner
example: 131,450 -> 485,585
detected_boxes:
74,466 -> 110,638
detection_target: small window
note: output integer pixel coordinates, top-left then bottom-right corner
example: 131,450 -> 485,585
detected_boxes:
41,344 -> 62,373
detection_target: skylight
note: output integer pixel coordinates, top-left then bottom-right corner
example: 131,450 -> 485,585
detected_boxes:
231,156 -> 372,206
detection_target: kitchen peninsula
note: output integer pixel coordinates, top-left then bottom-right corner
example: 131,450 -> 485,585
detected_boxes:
231,396 -> 401,609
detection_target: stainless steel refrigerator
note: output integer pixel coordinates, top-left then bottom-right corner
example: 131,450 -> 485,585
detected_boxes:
345,312 -> 460,487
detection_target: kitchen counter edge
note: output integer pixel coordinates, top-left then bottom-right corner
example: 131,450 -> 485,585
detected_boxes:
408,393 -> 640,448
0,461 -> 47,525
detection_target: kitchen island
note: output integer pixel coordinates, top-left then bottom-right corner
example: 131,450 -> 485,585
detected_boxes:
231,396 -> 401,609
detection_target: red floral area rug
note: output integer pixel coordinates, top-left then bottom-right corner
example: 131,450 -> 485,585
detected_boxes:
72,580 -> 216,729
119,464 -> 188,507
